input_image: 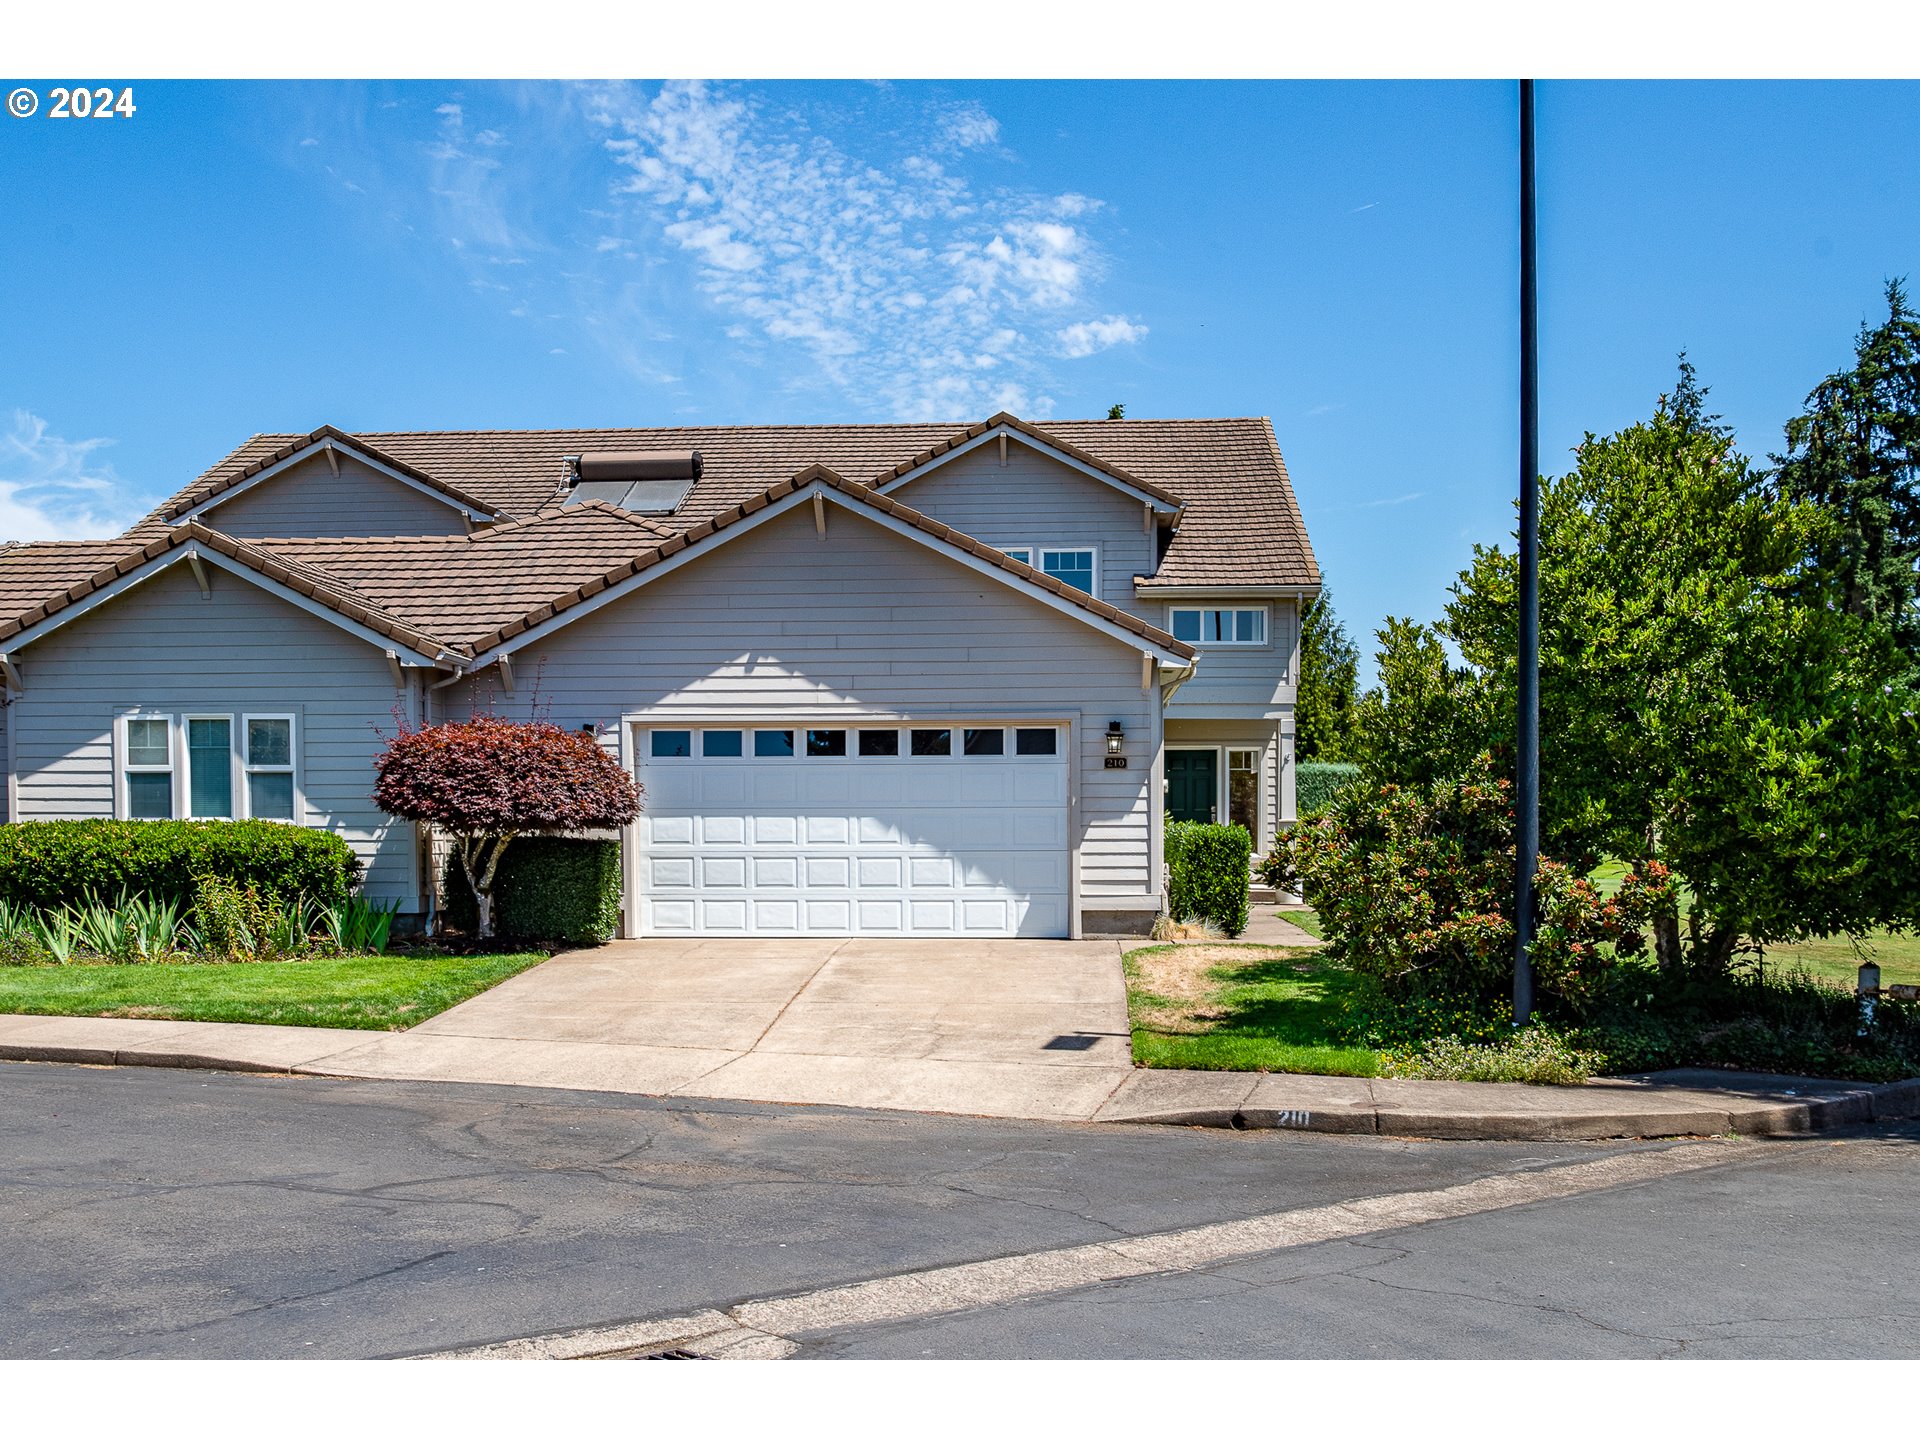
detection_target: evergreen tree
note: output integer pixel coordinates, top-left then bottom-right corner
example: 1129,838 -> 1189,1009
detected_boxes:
1774,279 -> 1920,659
1295,586 -> 1360,760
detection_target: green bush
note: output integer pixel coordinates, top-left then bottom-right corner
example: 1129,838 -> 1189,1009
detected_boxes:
1272,755 -> 1674,1021
441,837 -> 622,945
1295,761 -> 1362,818
192,875 -> 303,963
0,820 -> 361,910
1385,1026 -> 1603,1086
1165,820 -> 1252,938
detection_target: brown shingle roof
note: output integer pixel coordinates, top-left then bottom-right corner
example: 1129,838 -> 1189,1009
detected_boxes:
0,525 -> 457,660
250,503 -> 677,648
126,416 -> 1317,588
873,412 -> 1185,509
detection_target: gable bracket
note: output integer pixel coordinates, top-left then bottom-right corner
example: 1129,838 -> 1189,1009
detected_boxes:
0,653 -> 22,695
187,551 -> 211,599
812,492 -> 827,537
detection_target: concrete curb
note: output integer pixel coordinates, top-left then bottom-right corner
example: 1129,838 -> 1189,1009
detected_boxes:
1095,1067 -> 1918,1141
5,1016 -> 1918,1142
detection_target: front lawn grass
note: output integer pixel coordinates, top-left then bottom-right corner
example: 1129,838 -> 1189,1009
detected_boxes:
1124,942 -> 1380,1077
0,950 -> 549,1030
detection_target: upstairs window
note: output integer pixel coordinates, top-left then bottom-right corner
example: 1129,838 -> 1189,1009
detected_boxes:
998,545 -> 1097,594
1170,607 -> 1267,645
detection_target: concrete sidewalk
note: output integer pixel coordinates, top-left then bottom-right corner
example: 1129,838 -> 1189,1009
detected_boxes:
4,1007 -> 1916,1139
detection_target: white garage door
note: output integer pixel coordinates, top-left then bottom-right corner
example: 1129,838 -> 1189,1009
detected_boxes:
636,722 -> 1070,937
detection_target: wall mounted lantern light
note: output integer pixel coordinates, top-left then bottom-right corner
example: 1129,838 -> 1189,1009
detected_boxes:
1105,721 -> 1125,754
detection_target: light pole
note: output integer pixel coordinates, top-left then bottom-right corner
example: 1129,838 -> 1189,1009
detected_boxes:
1515,78 -> 1540,1025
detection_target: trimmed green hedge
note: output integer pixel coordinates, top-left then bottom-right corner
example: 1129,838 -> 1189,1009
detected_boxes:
0,820 -> 362,909
441,836 -> 622,946
1166,820 -> 1252,937
1296,762 -> 1363,818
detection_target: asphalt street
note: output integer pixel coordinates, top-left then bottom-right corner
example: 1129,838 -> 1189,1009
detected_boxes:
2,1060 -> 1914,1359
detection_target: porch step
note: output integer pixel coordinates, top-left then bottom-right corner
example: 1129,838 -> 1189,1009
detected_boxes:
1249,885 -> 1280,904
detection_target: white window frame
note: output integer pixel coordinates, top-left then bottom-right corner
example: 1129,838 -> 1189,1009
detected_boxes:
183,712 -> 240,820
117,711 -> 179,821
1167,605 -> 1269,647
241,712 -> 300,822
999,544 -> 1100,595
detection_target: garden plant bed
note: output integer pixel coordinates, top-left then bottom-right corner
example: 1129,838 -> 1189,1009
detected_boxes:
1124,940 -> 1381,1077
0,950 -> 550,1031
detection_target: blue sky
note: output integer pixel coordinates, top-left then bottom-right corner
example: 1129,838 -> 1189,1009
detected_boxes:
4,79 -> 1918,665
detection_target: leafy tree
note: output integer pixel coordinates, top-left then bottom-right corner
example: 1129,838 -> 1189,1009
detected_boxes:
1106,403 -> 1126,420
1774,280 -> 1920,659
1295,586 -> 1361,761
372,716 -> 641,938
1448,382 -> 1920,973
1349,616 -> 1494,788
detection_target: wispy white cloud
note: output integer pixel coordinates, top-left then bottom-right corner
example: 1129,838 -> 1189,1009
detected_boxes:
572,80 -> 1143,417
0,411 -> 144,541
1057,314 -> 1148,359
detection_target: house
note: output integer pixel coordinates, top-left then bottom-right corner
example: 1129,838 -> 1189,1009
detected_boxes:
0,413 -> 1319,938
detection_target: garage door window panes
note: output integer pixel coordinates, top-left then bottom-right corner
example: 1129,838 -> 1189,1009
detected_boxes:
910,728 -> 951,756
858,729 -> 900,757
702,730 -> 743,757
754,730 -> 795,758
1015,728 -> 1057,755
651,730 -> 693,758
807,729 -> 847,757
963,728 -> 1004,756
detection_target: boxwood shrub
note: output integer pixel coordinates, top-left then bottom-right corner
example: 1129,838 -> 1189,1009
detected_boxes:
441,836 -> 622,946
0,819 -> 362,909
1165,819 -> 1252,937
1295,761 -> 1362,818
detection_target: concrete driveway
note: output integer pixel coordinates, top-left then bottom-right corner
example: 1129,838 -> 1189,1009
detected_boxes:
309,938 -> 1134,1121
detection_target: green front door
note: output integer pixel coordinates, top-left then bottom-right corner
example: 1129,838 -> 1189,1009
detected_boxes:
1166,749 -> 1218,824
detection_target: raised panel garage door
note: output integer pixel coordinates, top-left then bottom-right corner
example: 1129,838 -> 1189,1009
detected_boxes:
637,724 -> 1070,937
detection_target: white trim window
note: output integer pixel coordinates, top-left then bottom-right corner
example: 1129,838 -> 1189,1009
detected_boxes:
121,714 -> 176,820
1169,606 -> 1267,646
1000,545 -> 1098,595
243,715 -> 297,820
185,714 -> 237,819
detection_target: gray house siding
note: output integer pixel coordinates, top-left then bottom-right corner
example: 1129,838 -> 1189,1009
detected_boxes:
886,441 -> 1159,616
199,454 -> 471,538
443,502 -> 1162,909
1162,597 -> 1299,718
4,562 -> 418,907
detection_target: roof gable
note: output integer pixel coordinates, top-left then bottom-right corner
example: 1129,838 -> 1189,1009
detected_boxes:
0,524 -> 454,665
463,465 -> 1195,666
871,413 -> 1185,512
154,425 -> 501,532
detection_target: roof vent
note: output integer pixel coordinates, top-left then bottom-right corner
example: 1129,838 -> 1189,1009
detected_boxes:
565,449 -> 702,514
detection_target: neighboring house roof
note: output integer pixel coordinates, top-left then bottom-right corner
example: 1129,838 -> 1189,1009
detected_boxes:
0,523 -> 457,663
124,416 -> 1318,588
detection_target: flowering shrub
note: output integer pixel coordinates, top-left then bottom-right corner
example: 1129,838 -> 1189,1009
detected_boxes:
373,717 -> 640,938
1269,753 -> 1673,1020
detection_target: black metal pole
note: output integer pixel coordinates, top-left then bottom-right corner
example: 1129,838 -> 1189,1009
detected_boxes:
1515,79 -> 1540,1026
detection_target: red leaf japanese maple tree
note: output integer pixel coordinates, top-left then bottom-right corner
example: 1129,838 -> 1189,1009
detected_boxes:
373,716 -> 641,938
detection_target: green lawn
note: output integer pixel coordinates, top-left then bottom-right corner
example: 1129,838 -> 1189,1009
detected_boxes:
1280,907 -> 1325,940
0,950 -> 549,1030
1124,942 -> 1380,1077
